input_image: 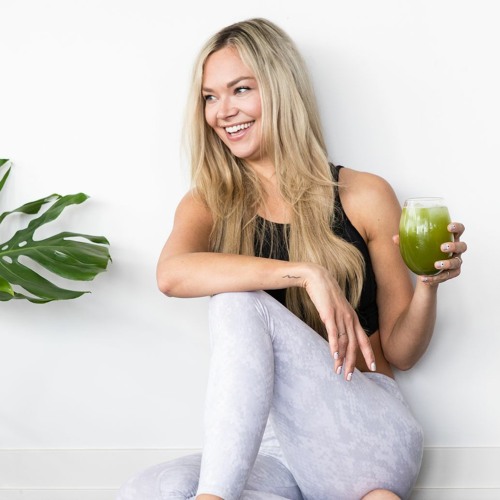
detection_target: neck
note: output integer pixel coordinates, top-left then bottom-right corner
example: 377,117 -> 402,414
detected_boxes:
246,158 -> 276,183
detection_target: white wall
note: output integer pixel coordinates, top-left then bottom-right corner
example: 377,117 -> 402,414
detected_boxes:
1,0 -> 499,494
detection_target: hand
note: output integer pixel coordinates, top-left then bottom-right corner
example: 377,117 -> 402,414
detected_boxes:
422,222 -> 467,285
303,264 -> 376,381
393,222 -> 467,285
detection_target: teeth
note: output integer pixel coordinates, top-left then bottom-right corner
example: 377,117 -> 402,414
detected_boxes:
225,122 -> 253,134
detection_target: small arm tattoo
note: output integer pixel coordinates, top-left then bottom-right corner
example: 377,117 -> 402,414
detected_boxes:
282,275 -> 300,279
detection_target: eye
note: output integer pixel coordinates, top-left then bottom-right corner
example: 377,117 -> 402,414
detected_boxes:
235,86 -> 251,95
203,94 -> 216,103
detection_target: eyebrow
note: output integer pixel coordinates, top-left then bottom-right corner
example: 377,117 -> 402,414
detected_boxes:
202,76 -> 255,93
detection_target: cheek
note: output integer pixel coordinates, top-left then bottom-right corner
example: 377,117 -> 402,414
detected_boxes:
254,100 -> 262,117
204,101 -> 220,129
204,108 -> 226,141
204,106 -> 214,127
249,93 -> 262,118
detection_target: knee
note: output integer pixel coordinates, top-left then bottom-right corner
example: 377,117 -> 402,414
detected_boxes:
116,455 -> 201,500
116,474 -> 154,500
209,290 -> 265,316
208,291 -> 270,340
116,469 -> 165,500
361,489 -> 401,500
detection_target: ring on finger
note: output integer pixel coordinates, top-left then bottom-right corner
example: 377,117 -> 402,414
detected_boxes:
454,256 -> 462,265
446,270 -> 451,279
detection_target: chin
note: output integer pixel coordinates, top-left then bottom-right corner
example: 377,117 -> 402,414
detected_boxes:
229,149 -> 259,161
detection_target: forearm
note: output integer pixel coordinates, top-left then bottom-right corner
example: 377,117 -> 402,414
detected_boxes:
383,281 -> 438,370
157,252 -> 308,298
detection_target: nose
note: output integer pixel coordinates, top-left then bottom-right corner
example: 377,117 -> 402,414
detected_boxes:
216,96 -> 238,120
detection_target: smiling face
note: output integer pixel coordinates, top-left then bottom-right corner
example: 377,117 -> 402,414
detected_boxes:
202,46 -> 267,166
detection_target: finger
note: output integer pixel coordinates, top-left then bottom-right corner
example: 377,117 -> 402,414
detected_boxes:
356,326 -> 377,373
343,336 -> 357,381
342,322 -> 359,381
325,317 -> 347,376
336,329 -> 349,375
422,267 -> 455,285
335,357 -> 344,376
452,255 -> 463,270
327,317 -> 348,375
435,255 -> 462,272
454,241 -> 468,254
336,327 -> 349,358
448,222 -> 465,238
325,317 -> 340,361
440,241 -> 467,256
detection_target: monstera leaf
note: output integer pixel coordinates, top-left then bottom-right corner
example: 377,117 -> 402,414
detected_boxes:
0,159 -> 111,302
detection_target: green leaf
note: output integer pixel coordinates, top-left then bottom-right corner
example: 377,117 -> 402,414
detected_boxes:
0,275 -> 14,301
0,194 -> 61,225
0,159 -> 11,194
0,257 -> 87,301
0,192 -> 111,302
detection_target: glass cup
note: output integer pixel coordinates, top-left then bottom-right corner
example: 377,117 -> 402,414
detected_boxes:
399,197 -> 453,275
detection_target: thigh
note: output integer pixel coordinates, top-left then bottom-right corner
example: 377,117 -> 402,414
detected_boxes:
233,292 -> 423,500
116,452 -> 303,500
207,291 -> 422,499
272,369 -> 423,500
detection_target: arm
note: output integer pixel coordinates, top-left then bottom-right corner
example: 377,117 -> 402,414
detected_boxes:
366,180 -> 436,370
384,223 -> 465,370
157,189 -> 376,378
343,169 -> 466,370
156,190 -> 310,297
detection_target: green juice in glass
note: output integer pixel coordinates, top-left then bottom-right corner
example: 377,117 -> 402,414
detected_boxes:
399,198 -> 453,275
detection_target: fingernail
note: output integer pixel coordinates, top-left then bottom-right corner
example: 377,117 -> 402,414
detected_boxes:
347,372 -> 353,381
336,365 -> 342,375
421,276 -> 429,283
333,351 -> 339,360
370,362 -> 377,372
449,223 -> 456,231
441,243 -> 451,251
436,261 -> 445,269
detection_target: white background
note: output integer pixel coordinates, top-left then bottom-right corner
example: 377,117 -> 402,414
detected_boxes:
1,0 -> 498,469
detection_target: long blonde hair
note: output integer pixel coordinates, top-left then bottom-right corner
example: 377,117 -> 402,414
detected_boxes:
184,18 -> 365,339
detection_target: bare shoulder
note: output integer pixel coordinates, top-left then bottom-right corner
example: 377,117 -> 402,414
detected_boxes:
162,189 -> 213,256
338,167 -> 398,206
175,189 -> 213,225
338,167 -> 401,241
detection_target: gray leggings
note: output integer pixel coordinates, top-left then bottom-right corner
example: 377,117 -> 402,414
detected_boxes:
117,291 -> 423,500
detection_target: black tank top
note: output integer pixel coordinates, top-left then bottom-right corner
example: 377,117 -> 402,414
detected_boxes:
254,165 -> 379,336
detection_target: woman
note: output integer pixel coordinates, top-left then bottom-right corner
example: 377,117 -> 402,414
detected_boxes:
118,18 -> 467,500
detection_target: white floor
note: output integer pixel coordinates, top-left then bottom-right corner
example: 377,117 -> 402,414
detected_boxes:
1,489 -> 500,500
1,447 -> 499,500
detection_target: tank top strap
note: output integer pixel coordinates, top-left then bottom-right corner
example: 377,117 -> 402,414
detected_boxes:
329,162 -> 343,182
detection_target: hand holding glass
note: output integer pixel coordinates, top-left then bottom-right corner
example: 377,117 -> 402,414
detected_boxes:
399,197 -> 453,275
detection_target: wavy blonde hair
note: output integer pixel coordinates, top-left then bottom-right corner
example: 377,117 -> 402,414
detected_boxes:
183,18 -> 365,339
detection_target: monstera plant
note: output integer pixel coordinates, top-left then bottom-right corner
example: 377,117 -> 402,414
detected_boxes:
0,159 -> 111,302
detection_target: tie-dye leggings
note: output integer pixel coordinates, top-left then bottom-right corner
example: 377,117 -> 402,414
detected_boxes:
117,291 -> 423,500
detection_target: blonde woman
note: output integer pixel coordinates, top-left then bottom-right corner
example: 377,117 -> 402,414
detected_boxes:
118,18 -> 466,500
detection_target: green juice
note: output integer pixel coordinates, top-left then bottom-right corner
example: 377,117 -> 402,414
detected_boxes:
399,205 -> 453,275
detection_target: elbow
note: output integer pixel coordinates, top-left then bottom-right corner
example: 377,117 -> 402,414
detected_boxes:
381,333 -> 424,372
391,359 -> 416,372
156,263 -> 182,298
157,275 -> 176,297
157,274 -> 186,298
156,254 -> 202,298
385,352 -> 419,372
